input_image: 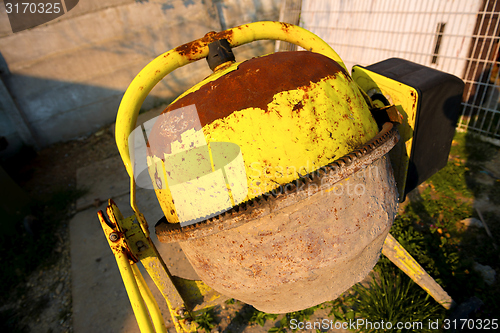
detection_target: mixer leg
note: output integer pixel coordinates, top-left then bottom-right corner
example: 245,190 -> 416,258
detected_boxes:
382,233 -> 455,309
98,199 -> 227,332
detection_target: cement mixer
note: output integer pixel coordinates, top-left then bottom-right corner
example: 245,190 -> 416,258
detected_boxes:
98,21 -> 463,332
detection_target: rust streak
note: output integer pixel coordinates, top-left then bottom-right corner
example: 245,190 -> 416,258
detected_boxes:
174,30 -> 235,59
149,51 -> 345,157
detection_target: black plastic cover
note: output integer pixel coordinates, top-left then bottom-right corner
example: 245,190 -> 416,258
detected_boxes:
365,58 -> 465,198
206,39 -> 235,71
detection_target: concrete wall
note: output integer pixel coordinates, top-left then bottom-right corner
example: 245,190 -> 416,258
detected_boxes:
0,0 -> 280,154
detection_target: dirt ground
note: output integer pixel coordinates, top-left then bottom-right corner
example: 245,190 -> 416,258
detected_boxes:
16,127 -> 119,202
0,123 -> 120,333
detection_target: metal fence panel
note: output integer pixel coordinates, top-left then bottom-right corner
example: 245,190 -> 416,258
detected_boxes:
298,0 -> 500,140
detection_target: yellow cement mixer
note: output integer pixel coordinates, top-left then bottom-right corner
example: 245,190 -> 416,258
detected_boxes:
98,22 -> 463,332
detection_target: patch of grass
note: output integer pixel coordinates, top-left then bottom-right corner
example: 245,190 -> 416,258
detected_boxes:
349,264 -> 446,333
389,206 -> 482,300
384,131 -> 500,316
451,132 -> 499,197
462,133 -> 497,164
249,310 -> 278,327
193,308 -> 217,333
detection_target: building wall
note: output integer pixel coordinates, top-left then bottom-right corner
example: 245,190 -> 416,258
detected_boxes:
300,0 -> 481,76
0,0 -> 280,153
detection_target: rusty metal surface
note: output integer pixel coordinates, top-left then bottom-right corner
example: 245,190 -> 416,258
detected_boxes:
153,124 -> 400,313
148,50 -> 380,225
173,30 -> 234,61
370,105 -> 404,128
147,51 -> 347,157
178,152 -> 398,313
156,123 -> 398,242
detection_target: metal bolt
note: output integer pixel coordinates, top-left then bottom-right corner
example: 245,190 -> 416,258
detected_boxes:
136,240 -> 149,252
109,232 -> 119,242
176,308 -> 186,318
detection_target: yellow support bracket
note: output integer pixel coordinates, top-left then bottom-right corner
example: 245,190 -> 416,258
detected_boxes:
98,199 -> 228,333
352,65 -> 419,201
383,233 -> 455,310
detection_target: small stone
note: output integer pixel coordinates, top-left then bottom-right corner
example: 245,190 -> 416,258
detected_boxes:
473,262 -> 496,285
56,283 -> 63,295
459,217 -> 483,228
449,296 -> 483,321
95,129 -> 106,137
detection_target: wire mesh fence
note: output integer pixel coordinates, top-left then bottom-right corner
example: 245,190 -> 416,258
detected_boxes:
275,0 -> 303,52
293,0 -> 500,141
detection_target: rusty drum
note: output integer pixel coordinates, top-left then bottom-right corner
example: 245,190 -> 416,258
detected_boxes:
152,50 -> 400,313
156,125 -> 399,313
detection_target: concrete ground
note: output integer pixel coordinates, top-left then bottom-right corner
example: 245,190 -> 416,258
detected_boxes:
70,110 -> 199,333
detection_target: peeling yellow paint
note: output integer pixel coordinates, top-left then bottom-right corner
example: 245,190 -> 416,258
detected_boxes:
152,58 -> 378,223
201,73 -> 378,199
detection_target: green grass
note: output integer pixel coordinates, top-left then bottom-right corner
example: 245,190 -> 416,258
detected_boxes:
193,308 -> 217,333
348,264 -> 446,333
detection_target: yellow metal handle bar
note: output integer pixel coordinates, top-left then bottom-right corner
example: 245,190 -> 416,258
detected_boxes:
116,21 -> 346,178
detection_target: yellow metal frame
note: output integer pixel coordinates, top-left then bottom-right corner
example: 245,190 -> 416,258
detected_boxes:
99,21 -> 455,333
382,234 -> 454,309
98,200 -> 228,333
352,66 -> 419,200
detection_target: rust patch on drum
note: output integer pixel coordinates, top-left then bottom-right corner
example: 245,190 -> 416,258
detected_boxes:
148,51 -> 346,157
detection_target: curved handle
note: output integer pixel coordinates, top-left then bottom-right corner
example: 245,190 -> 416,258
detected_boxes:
116,21 -> 346,177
